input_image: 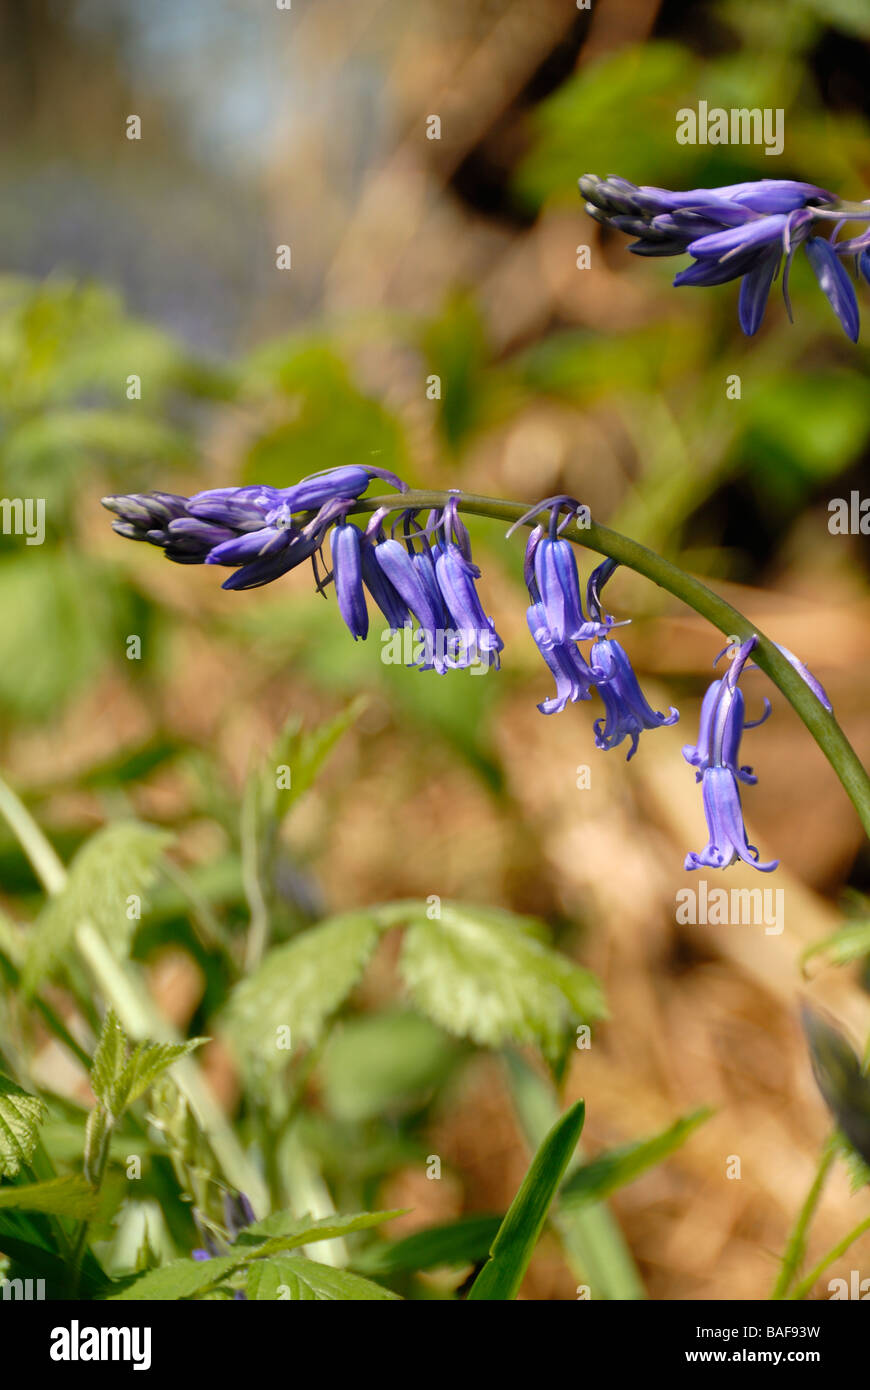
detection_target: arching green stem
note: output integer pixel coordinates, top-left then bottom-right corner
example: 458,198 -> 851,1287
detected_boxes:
353,490 -> 870,838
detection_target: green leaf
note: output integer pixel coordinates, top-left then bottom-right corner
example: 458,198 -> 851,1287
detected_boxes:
0,1174 -> 98,1219
503,1051 -> 645,1301
108,1212 -> 404,1301
356,1214 -> 503,1277
22,821 -> 171,994
399,903 -> 605,1061
236,1208 -> 404,1251
107,1253 -> 243,1301
559,1109 -> 712,1208
0,1075 -> 47,1177
90,1009 -> 128,1110
801,920 -> 870,973
468,1100 -> 586,1300
223,911 -> 385,1072
90,1010 -> 206,1119
258,697 -> 368,825
245,1255 -> 401,1301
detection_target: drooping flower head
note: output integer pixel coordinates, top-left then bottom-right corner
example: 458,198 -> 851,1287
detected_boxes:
683,636 -> 777,872
580,174 -> 870,339
589,636 -> 679,760
510,499 -> 612,715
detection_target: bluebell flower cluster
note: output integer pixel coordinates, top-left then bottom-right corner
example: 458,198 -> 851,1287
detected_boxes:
103,471 -> 503,674
105,474 -> 834,873
515,498 -> 678,757
580,175 -> 870,339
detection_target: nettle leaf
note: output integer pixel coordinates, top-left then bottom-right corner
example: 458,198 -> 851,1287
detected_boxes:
91,1010 -> 206,1119
468,1100 -> 586,1301
90,1010 -> 127,1109
107,1253 -> 243,1302
559,1109 -> 711,1208
245,1256 -> 400,1301
0,1174 -> 98,1220
223,911 -> 385,1072
0,1075 -> 47,1177
108,1211 -> 404,1301
399,903 -> 605,1060
22,821 -> 171,994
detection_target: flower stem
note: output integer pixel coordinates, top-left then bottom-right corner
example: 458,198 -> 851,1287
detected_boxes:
354,491 -> 870,838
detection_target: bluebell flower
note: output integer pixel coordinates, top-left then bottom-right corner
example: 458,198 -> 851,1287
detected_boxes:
682,641 -> 770,785
590,637 -> 679,759
526,602 -> 595,714
430,498 -> 503,671
533,536 -> 603,644
331,520 -> 369,640
683,637 -> 778,872
580,174 -> 870,338
434,543 -> 503,670
685,764 -> 778,873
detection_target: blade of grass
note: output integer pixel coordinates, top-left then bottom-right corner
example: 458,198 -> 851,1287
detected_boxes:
504,1052 -> 645,1299
467,1098 -> 585,1300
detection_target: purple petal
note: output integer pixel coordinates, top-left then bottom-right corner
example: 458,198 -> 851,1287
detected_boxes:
805,237 -> 860,341
205,527 -> 289,566
688,214 -> 788,260
331,522 -> 368,640
738,248 -> 781,336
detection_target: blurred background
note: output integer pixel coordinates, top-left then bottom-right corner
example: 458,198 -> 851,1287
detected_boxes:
0,0 -> 869,1298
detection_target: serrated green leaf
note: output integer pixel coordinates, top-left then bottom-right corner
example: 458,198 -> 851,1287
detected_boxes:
0,1174 -> 98,1219
223,911 -> 385,1072
107,1253 -> 243,1301
90,1009 -> 127,1110
399,903 -> 605,1061
468,1100 -> 586,1300
236,1208 -> 404,1251
0,1075 -> 47,1177
90,1010 -> 206,1119
559,1109 -> 712,1208
22,821 -> 171,994
245,1255 -> 400,1301
115,1039 -> 207,1114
